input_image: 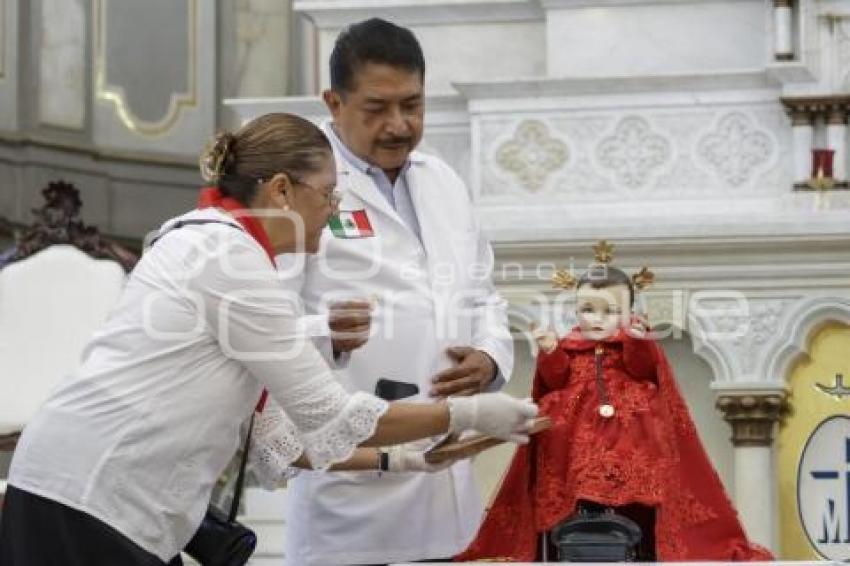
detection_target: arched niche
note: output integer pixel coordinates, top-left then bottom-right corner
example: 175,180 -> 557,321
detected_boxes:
776,322 -> 850,560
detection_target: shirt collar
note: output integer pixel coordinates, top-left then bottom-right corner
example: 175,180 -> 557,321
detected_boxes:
326,123 -> 424,178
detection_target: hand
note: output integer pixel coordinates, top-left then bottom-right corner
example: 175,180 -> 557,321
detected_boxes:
627,314 -> 650,339
430,347 -> 497,398
447,392 -> 539,443
530,323 -> 558,354
329,300 -> 372,355
386,442 -> 456,473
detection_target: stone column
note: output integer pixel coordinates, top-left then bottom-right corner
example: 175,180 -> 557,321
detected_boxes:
826,103 -> 848,184
716,393 -> 787,552
790,106 -> 814,186
774,0 -> 794,61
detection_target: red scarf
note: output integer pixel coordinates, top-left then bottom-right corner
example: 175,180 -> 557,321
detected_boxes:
198,186 -> 276,265
198,186 -> 272,410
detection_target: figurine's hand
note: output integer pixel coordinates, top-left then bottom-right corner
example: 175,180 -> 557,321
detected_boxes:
329,299 -> 372,355
531,323 -> 558,354
627,314 -> 650,339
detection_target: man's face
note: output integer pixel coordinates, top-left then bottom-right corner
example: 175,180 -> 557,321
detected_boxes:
323,62 -> 424,175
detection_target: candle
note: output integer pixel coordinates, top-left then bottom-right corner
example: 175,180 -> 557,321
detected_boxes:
812,149 -> 835,179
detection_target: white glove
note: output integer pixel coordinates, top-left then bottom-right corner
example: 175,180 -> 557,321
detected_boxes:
447,392 -> 538,444
385,442 -> 454,473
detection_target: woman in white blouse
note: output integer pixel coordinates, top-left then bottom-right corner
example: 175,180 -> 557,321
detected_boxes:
0,113 -> 536,566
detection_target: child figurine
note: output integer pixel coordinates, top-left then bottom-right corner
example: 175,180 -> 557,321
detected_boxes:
456,242 -> 772,562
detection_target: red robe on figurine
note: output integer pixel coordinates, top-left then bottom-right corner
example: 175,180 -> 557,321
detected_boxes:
456,327 -> 773,562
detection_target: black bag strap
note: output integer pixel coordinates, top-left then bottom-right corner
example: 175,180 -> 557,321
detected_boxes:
229,413 -> 255,522
148,218 -> 244,247
150,217 -> 257,524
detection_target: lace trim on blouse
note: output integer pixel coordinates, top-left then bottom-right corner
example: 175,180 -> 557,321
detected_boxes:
249,392 -> 388,487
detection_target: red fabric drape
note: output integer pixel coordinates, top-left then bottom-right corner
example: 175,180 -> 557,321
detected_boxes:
456,329 -> 772,562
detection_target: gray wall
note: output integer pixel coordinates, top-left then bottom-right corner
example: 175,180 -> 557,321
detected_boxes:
0,0 -> 298,241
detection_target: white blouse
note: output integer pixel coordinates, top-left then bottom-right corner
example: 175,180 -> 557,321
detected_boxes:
8,208 -> 388,562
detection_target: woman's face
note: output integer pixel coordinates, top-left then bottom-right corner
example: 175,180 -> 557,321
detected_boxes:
576,283 -> 631,341
287,154 -> 338,253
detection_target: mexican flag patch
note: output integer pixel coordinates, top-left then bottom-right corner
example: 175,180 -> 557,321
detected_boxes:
328,209 -> 374,239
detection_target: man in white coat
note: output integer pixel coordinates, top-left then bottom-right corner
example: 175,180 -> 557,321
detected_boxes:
280,18 -> 514,565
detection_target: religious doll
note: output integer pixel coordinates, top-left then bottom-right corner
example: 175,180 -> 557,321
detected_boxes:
456,242 -> 772,562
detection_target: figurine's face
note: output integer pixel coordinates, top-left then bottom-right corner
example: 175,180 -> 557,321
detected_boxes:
576,283 -> 631,340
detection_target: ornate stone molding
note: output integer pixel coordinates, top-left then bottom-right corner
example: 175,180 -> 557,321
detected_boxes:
455,71 -> 778,108
828,104 -> 849,126
788,106 -> 813,126
689,296 -> 801,384
716,393 -> 788,447
495,120 -> 569,192
697,112 -> 774,188
780,95 -> 850,120
596,116 -> 671,189
759,296 -> 850,386
642,290 -> 687,329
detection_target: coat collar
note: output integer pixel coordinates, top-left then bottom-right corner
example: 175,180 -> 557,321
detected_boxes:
322,121 -> 428,237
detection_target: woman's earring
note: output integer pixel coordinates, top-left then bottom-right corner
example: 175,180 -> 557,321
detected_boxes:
278,192 -> 291,212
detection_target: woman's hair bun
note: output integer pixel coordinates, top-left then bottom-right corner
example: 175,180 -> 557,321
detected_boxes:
199,131 -> 237,183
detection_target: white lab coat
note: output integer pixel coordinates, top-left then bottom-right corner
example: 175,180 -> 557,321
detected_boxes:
279,123 -> 514,565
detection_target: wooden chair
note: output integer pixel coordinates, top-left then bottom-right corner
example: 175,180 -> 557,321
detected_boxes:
0,245 -> 126,490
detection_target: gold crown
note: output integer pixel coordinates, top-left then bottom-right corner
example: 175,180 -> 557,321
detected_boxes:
550,240 -> 656,291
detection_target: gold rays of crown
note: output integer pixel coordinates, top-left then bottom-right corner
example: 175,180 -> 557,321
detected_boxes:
550,240 -> 656,291
552,268 -> 578,290
632,266 -> 655,290
593,240 -> 614,264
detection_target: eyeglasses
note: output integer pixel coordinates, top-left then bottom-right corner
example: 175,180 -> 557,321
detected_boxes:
292,169 -> 348,208
254,170 -> 346,207
293,178 -> 342,208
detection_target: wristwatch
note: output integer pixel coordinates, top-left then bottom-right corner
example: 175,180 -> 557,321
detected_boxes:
378,449 -> 390,474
